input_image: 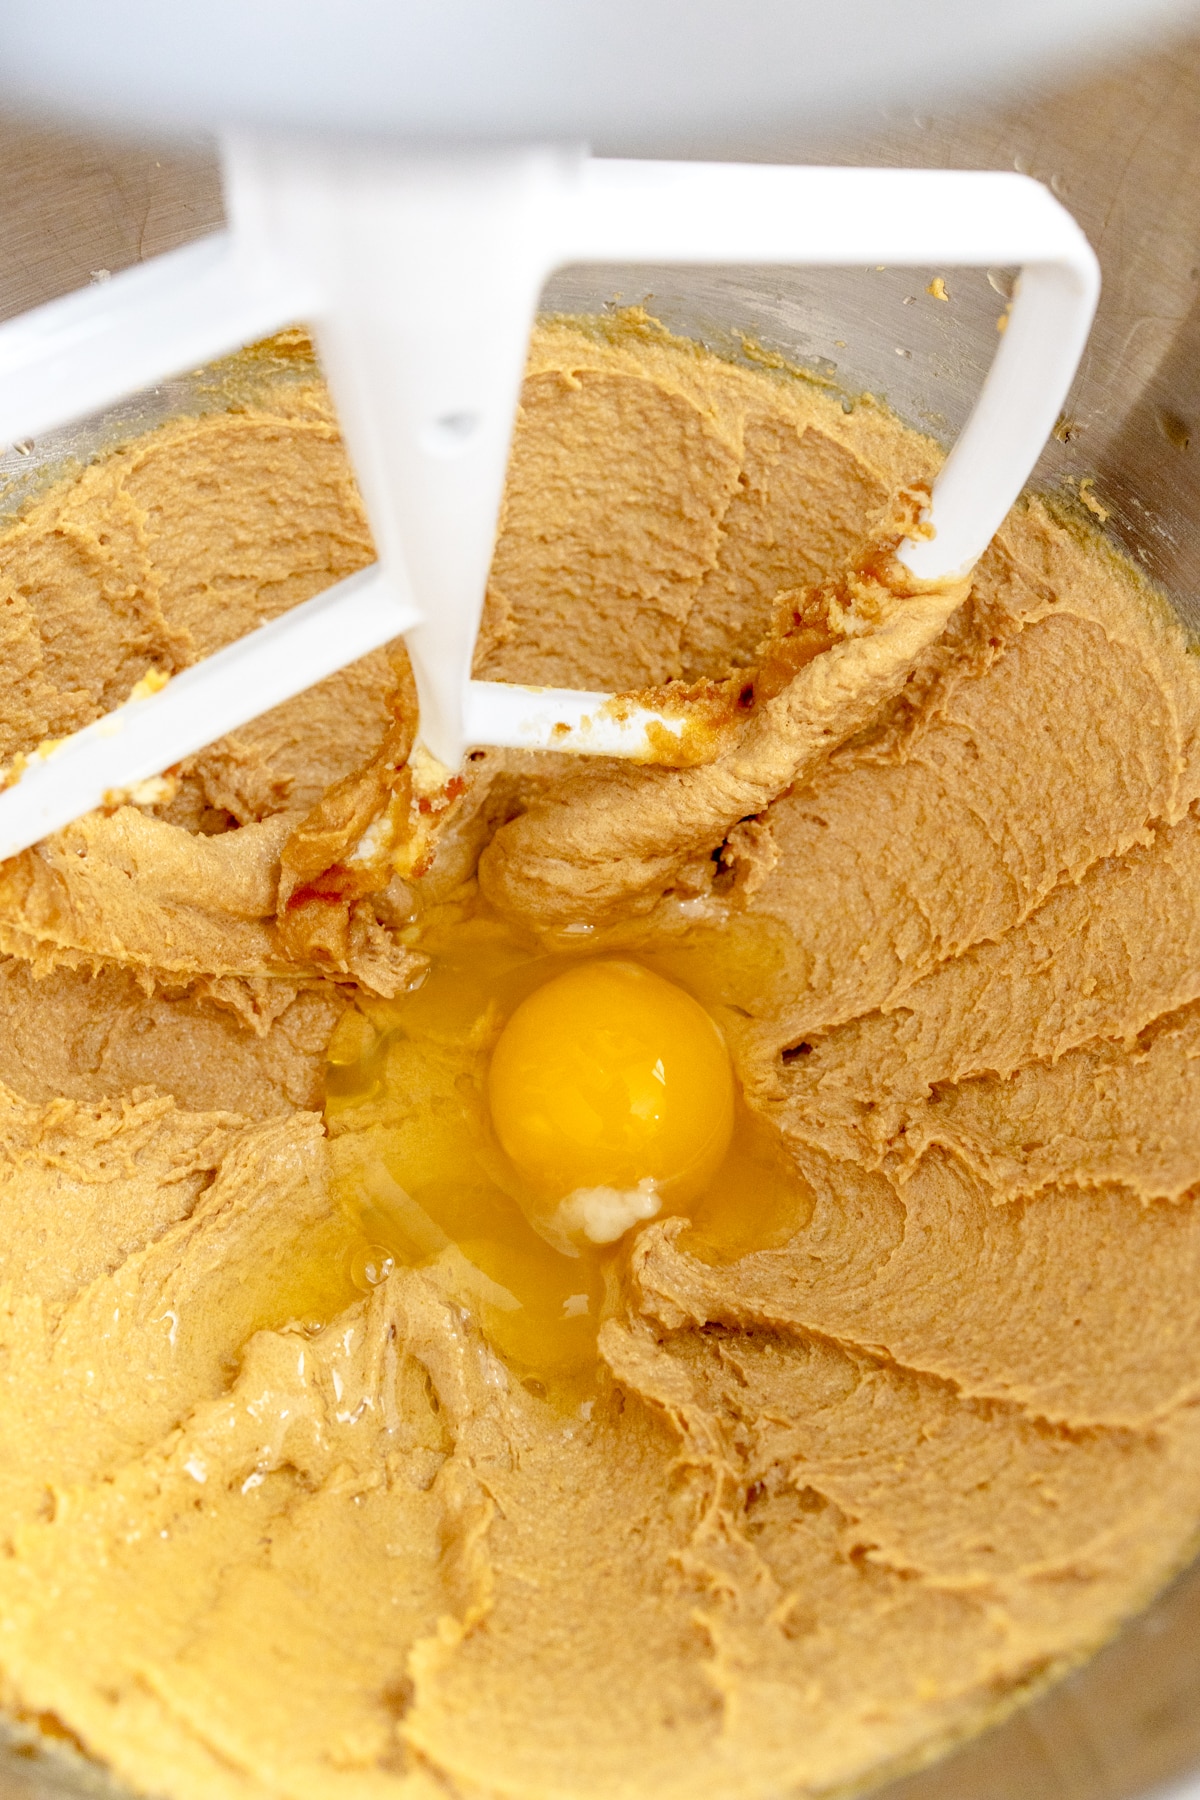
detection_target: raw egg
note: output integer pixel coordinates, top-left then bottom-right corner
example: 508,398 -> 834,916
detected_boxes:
487,959 -> 735,1211
323,910 -> 809,1398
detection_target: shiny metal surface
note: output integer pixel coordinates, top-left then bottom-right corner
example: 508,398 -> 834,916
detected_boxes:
3,36 -> 1200,1796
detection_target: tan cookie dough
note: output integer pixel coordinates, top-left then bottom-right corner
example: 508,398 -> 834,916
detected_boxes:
0,313 -> 1199,1800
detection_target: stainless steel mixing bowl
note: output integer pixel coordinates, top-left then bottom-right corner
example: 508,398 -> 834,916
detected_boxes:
3,30 -> 1200,1797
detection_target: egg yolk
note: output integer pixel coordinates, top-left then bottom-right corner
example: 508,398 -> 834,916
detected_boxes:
487,959 -> 735,1208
